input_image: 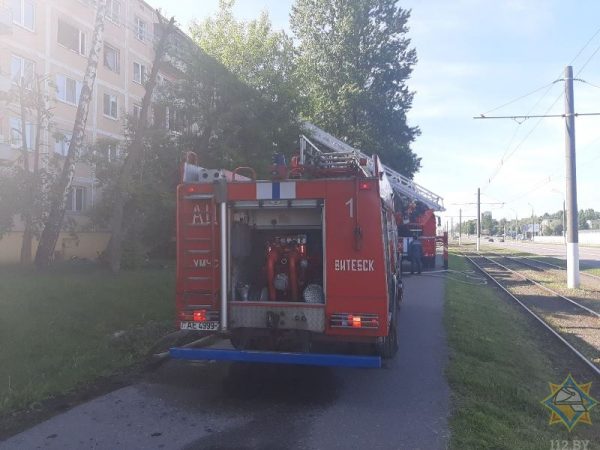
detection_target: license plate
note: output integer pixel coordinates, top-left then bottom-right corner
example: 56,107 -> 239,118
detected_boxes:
180,321 -> 220,331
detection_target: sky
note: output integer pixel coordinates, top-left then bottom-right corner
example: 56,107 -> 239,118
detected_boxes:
148,0 -> 600,225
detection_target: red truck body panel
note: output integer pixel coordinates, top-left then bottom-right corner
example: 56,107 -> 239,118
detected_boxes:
176,176 -> 395,341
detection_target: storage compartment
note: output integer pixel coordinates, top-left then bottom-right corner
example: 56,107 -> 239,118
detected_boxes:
229,204 -> 325,304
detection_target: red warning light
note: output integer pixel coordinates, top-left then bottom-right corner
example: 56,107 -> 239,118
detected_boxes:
359,182 -> 370,190
193,310 -> 207,322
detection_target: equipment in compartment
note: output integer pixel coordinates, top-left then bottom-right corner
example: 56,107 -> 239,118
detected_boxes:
231,220 -> 323,303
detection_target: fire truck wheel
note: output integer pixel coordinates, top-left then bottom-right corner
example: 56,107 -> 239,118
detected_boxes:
376,321 -> 398,359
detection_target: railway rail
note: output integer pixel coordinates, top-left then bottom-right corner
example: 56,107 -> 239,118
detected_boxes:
509,254 -> 600,282
487,251 -> 600,291
463,252 -> 600,377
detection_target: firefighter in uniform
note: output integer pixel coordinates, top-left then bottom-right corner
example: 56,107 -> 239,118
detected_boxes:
408,236 -> 423,275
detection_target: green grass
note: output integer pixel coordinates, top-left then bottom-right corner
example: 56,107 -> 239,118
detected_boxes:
0,264 -> 174,415
445,254 -> 600,449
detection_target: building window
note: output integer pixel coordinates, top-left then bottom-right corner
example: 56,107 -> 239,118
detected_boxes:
57,19 -> 86,55
132,62 -> 146,84
56,74 -> 82,105
9,117 -> 35,150
11,0 -> 35,31
105,0 -> 120,24
54,132 -> 72,156
103,44 -> 120,73
135,16 -> 146,42
10,54 -> 35,87
103,93 -> 118,118
66,186 -> 86,212
132,104 -> 142,120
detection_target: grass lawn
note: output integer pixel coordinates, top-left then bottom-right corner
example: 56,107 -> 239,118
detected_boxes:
446,253 -> 600,449
0,264 -> 174,416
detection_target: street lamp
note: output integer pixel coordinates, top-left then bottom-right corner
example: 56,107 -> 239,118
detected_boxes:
527,202 -> 535,241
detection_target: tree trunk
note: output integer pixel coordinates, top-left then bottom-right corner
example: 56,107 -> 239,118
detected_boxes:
34,0 -> 107,269
20,76 -> 45,265
18,82 -> 32,265
105,16 -> 175,273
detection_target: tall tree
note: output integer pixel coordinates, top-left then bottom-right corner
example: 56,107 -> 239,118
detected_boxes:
35,0 -> 107,268
291,0 -> 420,176
104,15 -> 176,273
189,0 -> 299,154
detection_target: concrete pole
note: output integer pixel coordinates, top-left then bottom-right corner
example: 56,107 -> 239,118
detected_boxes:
459,209 -> 462,246
564,65 -> 580,288
563,199 -> 566,245
476,188 -> 481,251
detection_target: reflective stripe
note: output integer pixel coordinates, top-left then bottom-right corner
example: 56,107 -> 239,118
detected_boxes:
256,182 -> 296,200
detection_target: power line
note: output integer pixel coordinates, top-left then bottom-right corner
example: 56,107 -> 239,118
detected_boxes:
575,41 -> 600,77
478,24 -> 600,192
481,82 -> 556,116
482,91 -> 563,188
475,112 -> 600,120
568,24 -> 600,66
579,79 -> 600,90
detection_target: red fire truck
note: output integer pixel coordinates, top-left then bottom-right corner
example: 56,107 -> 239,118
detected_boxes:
169,124 -> 441,368
396,203 -> 440,269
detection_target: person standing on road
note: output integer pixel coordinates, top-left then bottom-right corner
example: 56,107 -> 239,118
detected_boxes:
408,236 -> 423,275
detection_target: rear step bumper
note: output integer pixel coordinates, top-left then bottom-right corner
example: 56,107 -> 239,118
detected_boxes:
169,347 -> 381,368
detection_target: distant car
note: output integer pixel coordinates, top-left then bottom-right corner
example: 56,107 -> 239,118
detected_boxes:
499,237 -> 504,242
488,237 -> 494,242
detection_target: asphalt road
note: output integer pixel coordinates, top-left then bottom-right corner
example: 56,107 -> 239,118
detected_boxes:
1,275 -> 449,450
479,239 -> 600,268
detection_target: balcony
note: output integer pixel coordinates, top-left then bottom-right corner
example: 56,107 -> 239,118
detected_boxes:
0,7 -> 12,35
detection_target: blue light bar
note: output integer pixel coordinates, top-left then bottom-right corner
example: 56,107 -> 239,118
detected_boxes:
169,347 -> 381,368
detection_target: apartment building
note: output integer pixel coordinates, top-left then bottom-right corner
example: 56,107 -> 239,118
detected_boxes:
0,0 -> 178,263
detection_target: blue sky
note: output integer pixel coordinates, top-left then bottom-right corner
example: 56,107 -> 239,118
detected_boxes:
149,0 -> 600,224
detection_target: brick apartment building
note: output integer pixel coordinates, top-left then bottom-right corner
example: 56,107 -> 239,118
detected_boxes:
0,0 -> 180,263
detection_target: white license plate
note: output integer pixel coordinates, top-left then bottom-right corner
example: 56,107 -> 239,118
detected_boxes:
180,321 -> 220,331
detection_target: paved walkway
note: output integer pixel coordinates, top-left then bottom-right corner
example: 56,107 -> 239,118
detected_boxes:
1,274 -> 450,450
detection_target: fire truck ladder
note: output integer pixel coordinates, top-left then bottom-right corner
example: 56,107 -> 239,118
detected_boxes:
302,123 -> 445,212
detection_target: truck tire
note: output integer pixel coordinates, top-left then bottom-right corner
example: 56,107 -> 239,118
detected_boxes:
376,320 -> 398,359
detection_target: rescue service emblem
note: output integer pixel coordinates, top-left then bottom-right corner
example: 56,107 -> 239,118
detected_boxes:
334,259 -> 375,272
541,374 -> 598,431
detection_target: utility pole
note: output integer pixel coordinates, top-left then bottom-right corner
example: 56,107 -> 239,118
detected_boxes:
459,209 -> 462,246
565,65 -> 580,288
563,199 -> 566,244
477,188 -> 481,251
474,64 -> 585,288
451,217 -> 454,239
531,209 -> 534,241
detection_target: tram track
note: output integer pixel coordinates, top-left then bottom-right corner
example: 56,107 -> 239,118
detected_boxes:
486,251 -> 600,299
511,254 -> 600,282
462,252 -> 600,377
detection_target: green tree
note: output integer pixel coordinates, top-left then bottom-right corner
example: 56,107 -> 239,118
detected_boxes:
291,0 -> 420,176
35,0 -> 108,269
190,0 -> 300,155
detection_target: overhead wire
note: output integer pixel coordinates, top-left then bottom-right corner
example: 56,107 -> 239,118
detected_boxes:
481,82 -> 556,116
479,23 -> 600,192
